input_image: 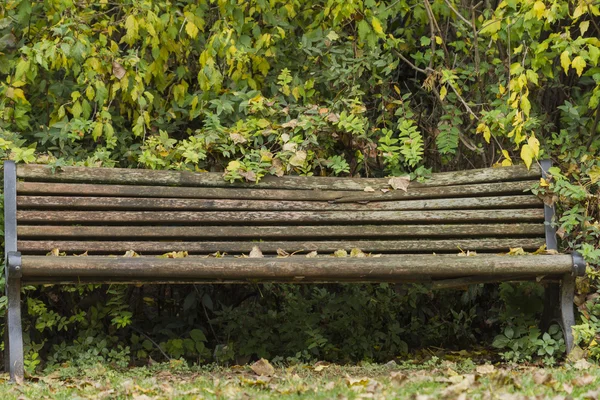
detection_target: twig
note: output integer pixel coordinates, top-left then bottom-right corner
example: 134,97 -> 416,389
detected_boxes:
448,82 -> 480,120
393,50 -> 433,75
130,325 -> 172,361
443,0 -> 472,26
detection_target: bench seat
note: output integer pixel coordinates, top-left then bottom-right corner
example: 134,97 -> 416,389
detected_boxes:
3,161 -> 586,382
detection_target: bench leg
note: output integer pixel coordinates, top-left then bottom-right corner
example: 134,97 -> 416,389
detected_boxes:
540,282 -> 559,332
5,277 -> 24,383
559,273 -> 577,354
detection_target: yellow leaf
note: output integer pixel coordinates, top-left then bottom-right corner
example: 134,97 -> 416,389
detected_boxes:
520,143 -> 535,169
185,20 -> 199,39
533,1 -> 546,19
540,177 -> 549,187
476,123 -> 491,144
435,36 -> 443,45
439,85 -> 447,100
571,56 -> 586,77
521,95 -> 531,116
580,20 -> 590,36
527,133 -> 540,158
371,17 -> 384,35
227,160 -> 241,171
560,51 -> 571,74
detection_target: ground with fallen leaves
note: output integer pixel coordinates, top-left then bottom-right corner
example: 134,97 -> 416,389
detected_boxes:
1,358 -> 599,399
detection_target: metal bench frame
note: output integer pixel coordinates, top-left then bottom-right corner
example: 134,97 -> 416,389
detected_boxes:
3,160 -> 586,382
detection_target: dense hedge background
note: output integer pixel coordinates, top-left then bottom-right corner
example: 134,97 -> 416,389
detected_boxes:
1,0 -> 599,371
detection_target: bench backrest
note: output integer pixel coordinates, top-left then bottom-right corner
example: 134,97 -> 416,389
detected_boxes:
9,162 -> 550,257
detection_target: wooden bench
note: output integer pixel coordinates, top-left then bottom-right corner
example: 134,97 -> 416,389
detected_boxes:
3,160 -> 585,382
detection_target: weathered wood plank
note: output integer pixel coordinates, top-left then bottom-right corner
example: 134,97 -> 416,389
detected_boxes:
16,209 -> 545,223
16,195 -> 542,211
16,238 -> 546,254
17,223 -> 546,239
19,254 -> 574,280
16,164 -> 542,190
16,180 -> 538,201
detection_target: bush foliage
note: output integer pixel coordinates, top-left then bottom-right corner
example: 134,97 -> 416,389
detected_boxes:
1,0 -> 599,370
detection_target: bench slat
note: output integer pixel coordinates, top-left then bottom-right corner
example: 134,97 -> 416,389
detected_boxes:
16,209 -> 545,224
16,164 -> 542,190
17,224 -> 545,239
16,195 -> 542,211
19,254 -> 574,280
16,181 -> 537,201
16,238 -> 545,254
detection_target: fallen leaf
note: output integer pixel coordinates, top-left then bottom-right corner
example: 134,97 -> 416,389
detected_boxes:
251,358 -> 275,376
333,249 -> 347,257
574,359 -> 593,370
390,371 -> 407,384
363,186 -> 375,192
123,250 -> 140,257
563,383 -> 574,394
306,251 -> 318,258
388,176 -> 410,191
533,370 -> 552,385
112,61 -> 126,79
476,364 -> 495,375
350,248 -> 366,258
249,246 -> 264,258
573,374 -> 596,387
277,249 -> 290,257
324,381 -> 336,390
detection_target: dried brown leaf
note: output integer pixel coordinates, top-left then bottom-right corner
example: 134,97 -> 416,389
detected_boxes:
112,61 -> 126,80
250,358 -> 275,376
249,246 -> 264,258
388,176 -> 410,191
306,251 -> 318,258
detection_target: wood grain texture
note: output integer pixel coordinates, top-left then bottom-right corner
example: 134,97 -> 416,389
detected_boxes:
17,223 -> 546,239
16,238 -> 546,254
17,164 -> 543,190
16,180 -> 538,202
19,254 -> 574,280
16,195 -> 542,211
16,209 -> 545,224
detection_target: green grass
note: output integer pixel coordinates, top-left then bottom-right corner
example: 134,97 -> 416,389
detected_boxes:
1,358 -> 599,399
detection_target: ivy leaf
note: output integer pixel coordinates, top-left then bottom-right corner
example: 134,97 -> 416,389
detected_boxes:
571,56 -> 586,77
560,51 -> 571,74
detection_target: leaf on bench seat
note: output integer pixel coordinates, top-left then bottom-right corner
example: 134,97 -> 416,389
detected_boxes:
158,251 -> 188,258
123,250 -> 140,257
249,246 -> 264,258
47,248 -> 66,256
